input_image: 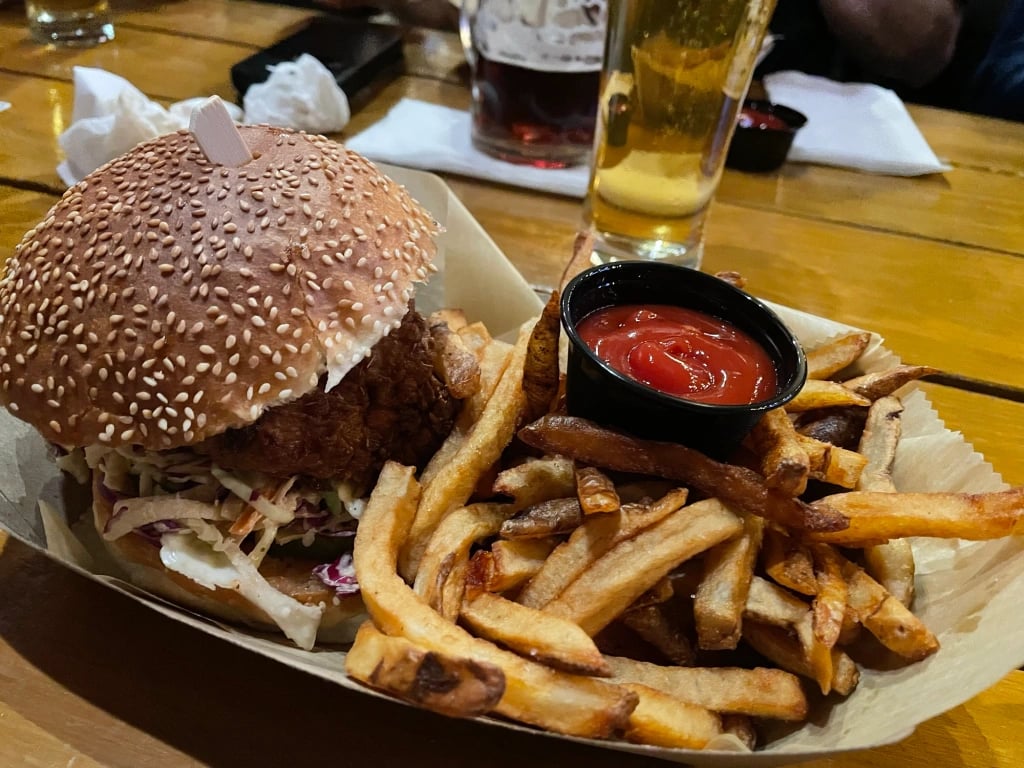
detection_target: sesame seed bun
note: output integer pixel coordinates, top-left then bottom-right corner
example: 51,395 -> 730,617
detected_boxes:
0,125 -> 439,451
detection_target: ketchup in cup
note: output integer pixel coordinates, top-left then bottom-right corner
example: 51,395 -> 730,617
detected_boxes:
576,305 -> 778,405
737,107 -> 792,132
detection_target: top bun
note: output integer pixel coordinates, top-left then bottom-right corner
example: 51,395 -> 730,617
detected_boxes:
0,126 -> 439,451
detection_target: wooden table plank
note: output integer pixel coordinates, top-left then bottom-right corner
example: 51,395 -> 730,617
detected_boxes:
0,72 -> 74,190
0,15 -> 247,103
116,0 -> 316,47
909,104 -> 1024,176
717,163 -> 1024,257
0,703 -> 106,768
0,187 -> 61,253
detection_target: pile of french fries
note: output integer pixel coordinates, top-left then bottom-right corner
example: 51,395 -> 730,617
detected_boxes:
344,298 -> 1024,751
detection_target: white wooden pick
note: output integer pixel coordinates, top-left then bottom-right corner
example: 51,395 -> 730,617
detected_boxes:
189,96 -> 253,167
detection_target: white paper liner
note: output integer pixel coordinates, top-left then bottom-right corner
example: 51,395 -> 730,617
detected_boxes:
0,169 -> 1020,766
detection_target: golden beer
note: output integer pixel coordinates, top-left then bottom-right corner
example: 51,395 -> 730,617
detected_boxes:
583,0 -> 776,266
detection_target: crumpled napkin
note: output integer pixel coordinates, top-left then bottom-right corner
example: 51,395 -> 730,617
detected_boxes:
243,53 -> 350,136
763,71 -> 950,176
346,99 -> 591,198
56,67 -> 239,186
57,60 -> 350,187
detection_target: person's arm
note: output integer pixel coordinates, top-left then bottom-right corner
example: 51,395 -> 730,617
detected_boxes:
971,0 -> 1024,120
818,0 -> 963,86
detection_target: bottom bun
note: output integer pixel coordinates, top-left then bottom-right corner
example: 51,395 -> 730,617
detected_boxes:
92,471 -> 366,644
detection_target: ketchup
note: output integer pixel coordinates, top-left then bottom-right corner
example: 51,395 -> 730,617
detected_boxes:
738,108 -> 790,131
576,304 -> 778,405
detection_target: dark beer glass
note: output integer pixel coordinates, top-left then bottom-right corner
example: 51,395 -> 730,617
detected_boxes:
461,0 -> 607,168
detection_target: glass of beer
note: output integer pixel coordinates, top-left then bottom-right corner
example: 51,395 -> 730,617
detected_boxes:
460,0 -> 607,168
26,0 -> 114,46
583,0 -> 776,267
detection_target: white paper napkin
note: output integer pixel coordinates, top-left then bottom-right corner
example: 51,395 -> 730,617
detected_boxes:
57,61 -> 350,187
763,71 -> 950,176
346,99 -> 591,198
243,53 -> 350,135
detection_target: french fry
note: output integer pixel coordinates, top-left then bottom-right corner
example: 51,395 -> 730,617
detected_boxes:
856,396 -> 903,493
500,497 -> 582,539
460,588 -> 611,676
742,621 -> 860,696
744,576 -> 810,628
805,332 -> 872,379
519,415 -> 848,533
620,683 -> 723,749
748,408 -> 810,497
808,487 -> 1024,545
431,308 -> 470,334
797,434 -> 868,488
456,319 -> 492,350
762,528 -> 817,595
559,229 -> 598,292
620,603 -> 696,666
354,462 -> 639,738
694,515 -> 764,650
543,499 -> 744,636
842,364 -> 939,400
413,503 -> 509,620
492,456 -> 577,510
517,488 -> 688,609
484,537 -> 560,593
864,539 -> 916,608
632,576 -> 675,608
810,544 -> 848,648
744,578 -> 833,694
576,466 -> 621,515
721,714 -> 757,750
788,379 -> 872,412
345,622 -> 505,718
857,396 -> 916,606
521,289 -> 562,424
794,613 -> 836,695
418,337 -> 514,490
796,407 -> 866,449
843,563 -> 939,661
403,323 -> 532,579
429,315 -> 482,399
605,656 -> 808,721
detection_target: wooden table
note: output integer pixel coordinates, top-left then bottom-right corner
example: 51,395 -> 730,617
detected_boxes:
1,2 -> 1022,766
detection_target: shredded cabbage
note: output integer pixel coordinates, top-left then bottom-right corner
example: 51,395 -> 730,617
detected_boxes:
77,445 -> 370,649
312,552 -> 360,597
211,466 -> 296,525
55,448 -> 89,485
105,497 -> 235,541
184,519 -> 324,650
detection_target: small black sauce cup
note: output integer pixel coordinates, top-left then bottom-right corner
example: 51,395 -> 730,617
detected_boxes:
726,99 -> 808,173
561,262 -> 807,460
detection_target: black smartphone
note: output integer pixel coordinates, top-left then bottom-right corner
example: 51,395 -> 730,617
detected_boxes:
231,16 -> 404,103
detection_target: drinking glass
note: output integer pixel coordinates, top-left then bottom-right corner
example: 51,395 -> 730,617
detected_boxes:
582,0 -> 776,267
460,0 -> 607,168
26,0 -> 114,46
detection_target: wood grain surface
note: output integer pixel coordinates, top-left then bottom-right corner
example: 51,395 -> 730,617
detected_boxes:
1,1 -> 1023,766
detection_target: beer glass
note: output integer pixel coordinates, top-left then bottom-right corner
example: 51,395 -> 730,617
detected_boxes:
460,0 -> 607,168
583,0 -> 776,267
26,0 -> 114,45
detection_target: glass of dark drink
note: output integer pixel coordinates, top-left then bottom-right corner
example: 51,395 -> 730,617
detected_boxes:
461,0 -> 607,169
